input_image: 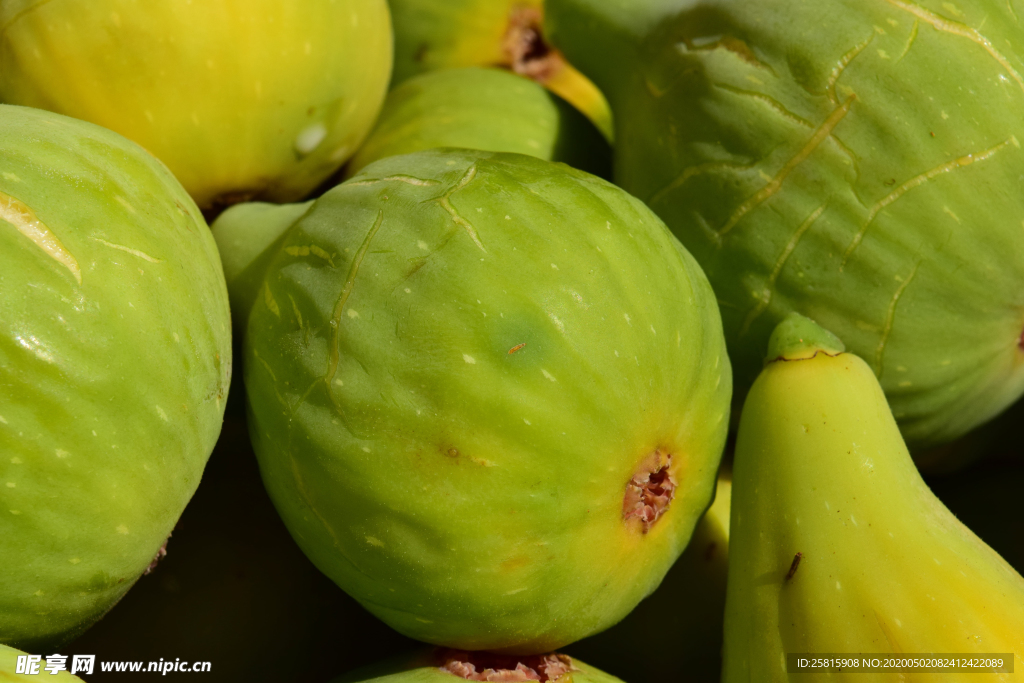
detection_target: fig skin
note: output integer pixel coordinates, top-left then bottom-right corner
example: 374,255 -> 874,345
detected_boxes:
239,149 -> 731,653
0,0 -> 392,209
0,105 -> 231,649
346,67 -> 610,179
546,0 -> 1024,450
724,315 -> 1024,681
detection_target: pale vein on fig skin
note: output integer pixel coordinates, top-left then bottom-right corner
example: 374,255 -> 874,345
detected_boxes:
740,201 -> 829,337
883,0 -> 1024,94
91,237 -> 162,263
326,209 -> 385,413
1,190 -> 81,284
718,95 -> 855,239
434,165 -> 485,252
841,136 -> 1018,266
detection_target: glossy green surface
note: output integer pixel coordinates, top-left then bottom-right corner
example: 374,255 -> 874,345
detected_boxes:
242,149 -> 731,653
335,649 -> 624,683
725,321 -> 1024,681
346,67 -> 610,178
0,0 -> 392,208
547,0 -> 1024,449
0,105 -> 231,648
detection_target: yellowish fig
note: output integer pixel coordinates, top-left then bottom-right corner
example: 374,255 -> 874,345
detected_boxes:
724,314 -> 1024,681
0,0 -> 392,209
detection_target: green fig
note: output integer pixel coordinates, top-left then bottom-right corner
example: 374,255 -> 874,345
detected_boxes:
0,105 -> 231,648
335,648 -> 624,683
724,314 -> 1024,681
0,0 -> 392,209
221,149 -> 731,652
389,0 -> 612,141
1,645 -> 84,680
567,475 -> 731,681
546,0 -> 1024,450
346,67 -> 610,178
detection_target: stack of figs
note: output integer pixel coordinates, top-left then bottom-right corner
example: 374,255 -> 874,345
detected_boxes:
1,0 -> 1023,681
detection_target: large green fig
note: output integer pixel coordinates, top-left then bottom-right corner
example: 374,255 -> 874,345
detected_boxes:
223,149 -> 731,652
724,314 -> 1024,681
335,649 -> 624,683
389,0 -> 612,141
346,67 -> 610,178
546,0 -> 1024,449
1,644 -> 84,680
0,106 -> 231,648
0,0 -> 392,209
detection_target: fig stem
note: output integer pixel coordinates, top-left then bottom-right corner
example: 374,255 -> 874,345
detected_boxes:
765,313 -> 845,363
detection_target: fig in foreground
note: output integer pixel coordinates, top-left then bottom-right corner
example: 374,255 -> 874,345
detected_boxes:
228,149 -> 731,652
724,314 -> 1024,681
0,105 -> 230,648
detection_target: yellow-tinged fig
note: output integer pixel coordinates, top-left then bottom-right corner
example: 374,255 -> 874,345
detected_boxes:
0,0 -> 392,209
724,314 -> 1024,681
389,0 -> 612,141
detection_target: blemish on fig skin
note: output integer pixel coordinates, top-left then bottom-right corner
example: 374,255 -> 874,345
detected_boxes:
439,649 -> 577,682
785,552 -> 803,581
1018,327 -> 1024,350
622,451 -> 676,533
144,535 -> 171,576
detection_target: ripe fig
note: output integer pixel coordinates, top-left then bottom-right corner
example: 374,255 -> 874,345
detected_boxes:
0,105 -> 231,649
346,67 -> 610,179
334,648 -> 623,683
390,0 -> 612,140
546,0 -> 1024,450
0,0 -> 392,209
223,149 -> 731,652
724,314 -> 1024,680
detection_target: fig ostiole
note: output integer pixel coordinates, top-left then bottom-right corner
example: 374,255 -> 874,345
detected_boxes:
333,648 -> 624,683
0,105 -> 231,649
389,0 -> 612,141
227,149 -> 731,652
